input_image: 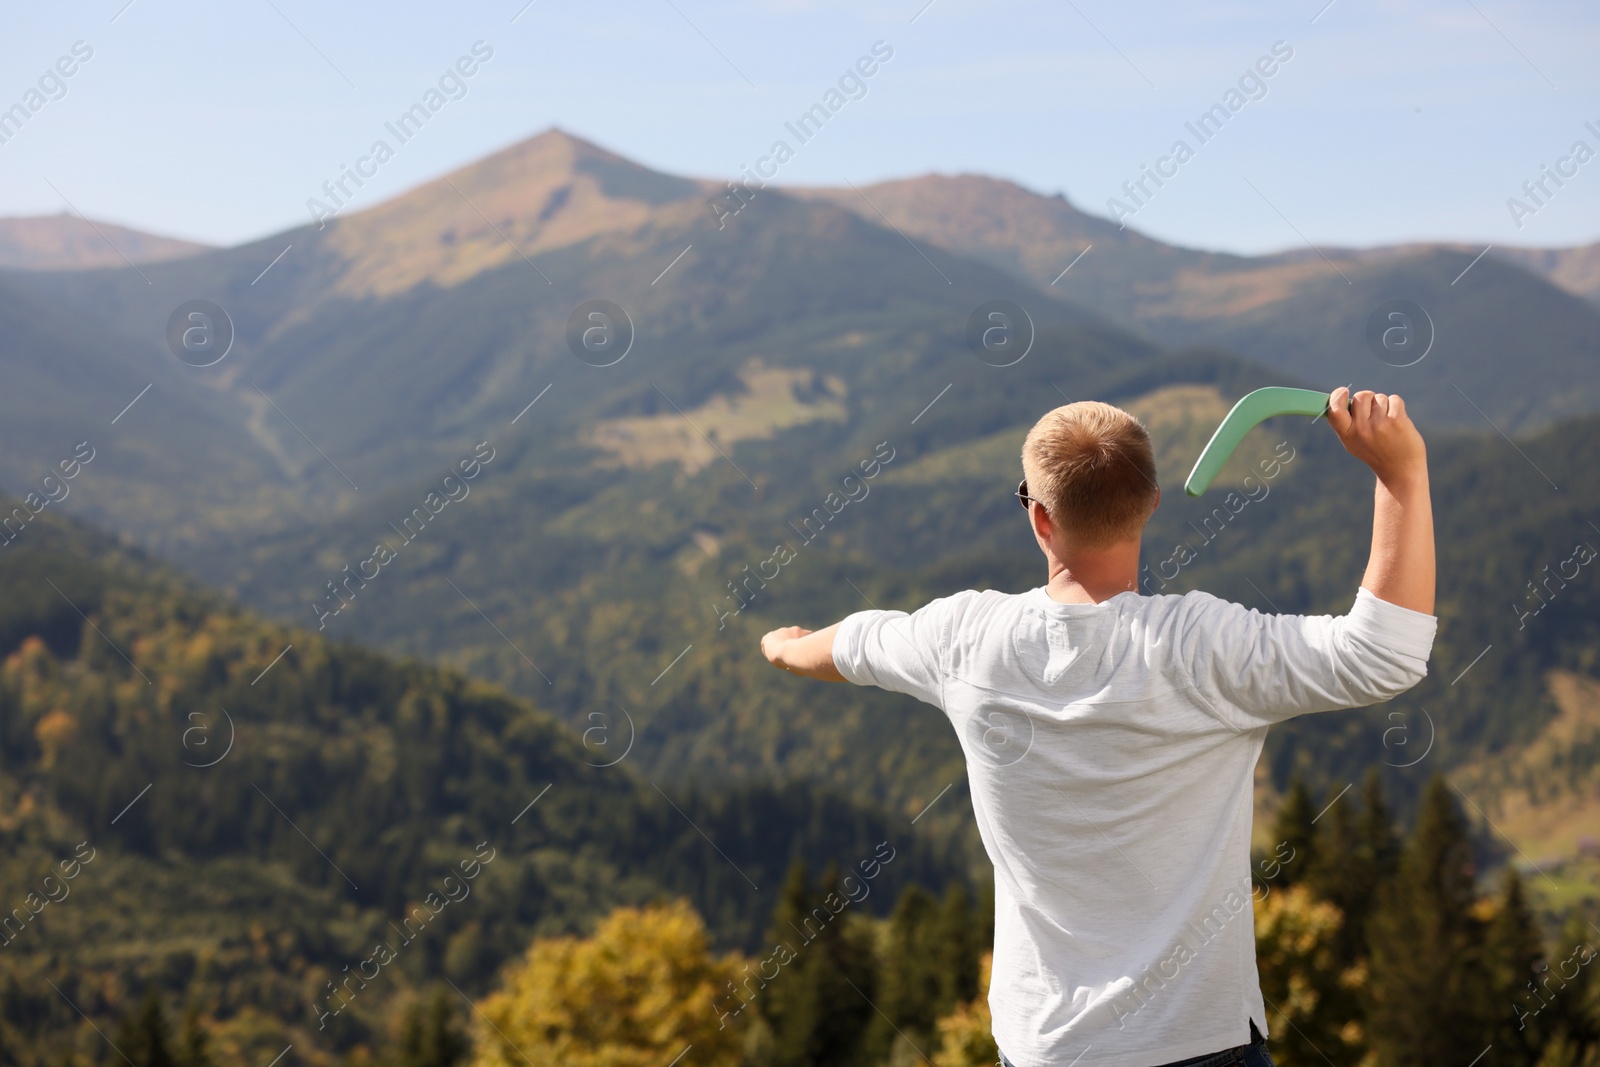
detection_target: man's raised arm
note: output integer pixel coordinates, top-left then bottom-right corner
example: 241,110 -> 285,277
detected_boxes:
761,623 -> 847,682
1168,387 -> 1439,731
1325,386 -> 1435,615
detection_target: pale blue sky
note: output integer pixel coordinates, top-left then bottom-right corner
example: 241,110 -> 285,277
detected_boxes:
0,0 -> 1595,255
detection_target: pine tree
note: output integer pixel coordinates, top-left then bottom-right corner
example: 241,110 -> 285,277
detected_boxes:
1365,776 -> 1493,1067
1483,869 -> 1546,1067
882,885 -> 940,1032
977,879 -> 995,955
395,988 -> 467,1067
1532,914 -> 1600,1066
1271,778 -> 1319,888
762,862 -> 817,1065
1307,769 -> 1394,968
115,988 -> 177,1067
1303,786 -> 1352,887
1357,769 -> 1401,882
763,862 -> 878,1067
175,1003 -> 212,1067
933,883 -> 980,1012
859,884 -> 933,1065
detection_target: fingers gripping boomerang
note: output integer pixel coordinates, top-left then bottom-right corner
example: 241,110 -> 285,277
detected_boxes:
1184,387 -> 1352,497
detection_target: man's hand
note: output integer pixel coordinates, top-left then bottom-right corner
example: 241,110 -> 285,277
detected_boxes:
760,623 -> 847,683
1325,387 -> 1426,486
1325,387 -> 1435,615
761,626 -> 812,668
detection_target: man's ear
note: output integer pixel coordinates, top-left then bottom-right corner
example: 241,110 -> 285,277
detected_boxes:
1030,500 -> 1052,543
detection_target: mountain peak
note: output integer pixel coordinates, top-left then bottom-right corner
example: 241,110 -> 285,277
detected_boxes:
322,127 -> 708,297
445,127 -> 700,203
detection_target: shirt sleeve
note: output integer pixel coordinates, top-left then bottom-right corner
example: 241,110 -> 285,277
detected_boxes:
831,592 -> 973,710
1175,586 -> 1438,732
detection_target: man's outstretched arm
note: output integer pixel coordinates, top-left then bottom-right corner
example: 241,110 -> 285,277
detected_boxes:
761,623 -> 847,682
1325,386 -> 1435,615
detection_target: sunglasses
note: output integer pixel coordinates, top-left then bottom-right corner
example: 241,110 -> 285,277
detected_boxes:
1016,478 -> 1046,511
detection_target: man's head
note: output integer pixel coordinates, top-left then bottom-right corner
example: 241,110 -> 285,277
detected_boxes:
1020,401 -> 1159,551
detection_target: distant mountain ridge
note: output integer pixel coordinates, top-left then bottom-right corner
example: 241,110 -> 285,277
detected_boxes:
794,172 -> 1600,304
797,172 -> 1600,433
0,212 -> 209,270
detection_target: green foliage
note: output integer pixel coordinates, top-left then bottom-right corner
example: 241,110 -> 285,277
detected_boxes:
1252,774 -> 1600,1067
867,885 -> 941,1062
1535,915 -> 1600,1062
759,863 -> 878,1067
175,1003 -> 213,1067
1488,871 -> 1550,1066
933,884 -> 980,1010
1365,777 -> 1496,1065
1304,769 -> 1400,968
862,880 -> 983,1066
392,989 -> 466,1067
114,989 -> 178,1067
0,506 -> 967,1064
1272,778 -> 1318,890
752,867 -> 985,1067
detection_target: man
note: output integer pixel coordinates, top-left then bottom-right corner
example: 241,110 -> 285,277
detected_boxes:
759,388 -> 1436,1067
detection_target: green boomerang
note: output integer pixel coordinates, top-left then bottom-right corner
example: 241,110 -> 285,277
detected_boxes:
1184,387 -> 1347,497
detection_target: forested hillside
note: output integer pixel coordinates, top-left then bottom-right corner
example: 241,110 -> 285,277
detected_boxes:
161,339 -> 1600,875
0,501 -> 967,1064
1,125 -> 1596,1067
2,131 -> 1595,864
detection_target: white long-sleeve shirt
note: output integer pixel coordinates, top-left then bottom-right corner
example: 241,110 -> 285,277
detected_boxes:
832,585 -> 1437,1067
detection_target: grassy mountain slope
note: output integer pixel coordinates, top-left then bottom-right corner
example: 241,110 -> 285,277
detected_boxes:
1449,669 -> 1600,912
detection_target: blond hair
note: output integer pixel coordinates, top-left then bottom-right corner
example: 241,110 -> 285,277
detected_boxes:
1021,401 -> 1159,547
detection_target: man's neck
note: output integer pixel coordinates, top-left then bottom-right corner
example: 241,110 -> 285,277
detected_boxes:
1043,541 -> 1142,604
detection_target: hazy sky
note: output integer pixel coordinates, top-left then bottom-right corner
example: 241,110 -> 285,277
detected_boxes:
0,0 -> 1595,255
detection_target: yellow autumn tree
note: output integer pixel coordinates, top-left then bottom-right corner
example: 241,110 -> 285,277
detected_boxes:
933,951 -> 997,1067
469,899 -> 746,1067
1253,884 -> 1369,1067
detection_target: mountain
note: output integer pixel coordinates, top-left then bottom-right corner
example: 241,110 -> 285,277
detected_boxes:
0,269 -> 306,551
792,173 -> 1227,295
0,212 -> 209,270
1449,670 -> 1600,870
1493,241 -> 1600,303
2,130 -> 1110,550
3,127 -> 1597,890
797,175 -> 1600,433
0,497 -> 965,1064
